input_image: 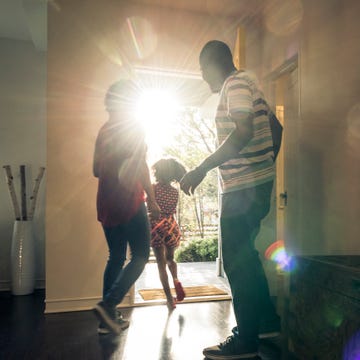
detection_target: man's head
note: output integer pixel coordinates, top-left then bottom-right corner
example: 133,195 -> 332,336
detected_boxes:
199,40 -> 236,93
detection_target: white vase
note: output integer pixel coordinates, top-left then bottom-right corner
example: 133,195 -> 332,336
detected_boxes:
11,220 -> 36,295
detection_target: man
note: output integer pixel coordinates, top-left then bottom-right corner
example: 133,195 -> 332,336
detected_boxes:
180,40 -> 281,359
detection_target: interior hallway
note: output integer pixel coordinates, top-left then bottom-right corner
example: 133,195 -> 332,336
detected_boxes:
0,290 -> 294,360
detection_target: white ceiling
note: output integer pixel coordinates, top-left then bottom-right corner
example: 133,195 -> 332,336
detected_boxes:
0,0 -> 264,107
0,0 -> 264,53
129,0 -> 264,18
0,0 -> 47,51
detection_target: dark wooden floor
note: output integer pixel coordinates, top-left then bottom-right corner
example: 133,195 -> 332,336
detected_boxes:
0,290 -> 293,360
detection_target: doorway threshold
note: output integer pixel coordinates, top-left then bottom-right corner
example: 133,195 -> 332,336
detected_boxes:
134,261 -> 230,305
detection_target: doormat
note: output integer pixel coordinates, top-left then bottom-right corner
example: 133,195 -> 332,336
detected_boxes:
138,285 -> 229,301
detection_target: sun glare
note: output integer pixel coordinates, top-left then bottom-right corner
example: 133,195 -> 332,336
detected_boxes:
136,88 -> 180,161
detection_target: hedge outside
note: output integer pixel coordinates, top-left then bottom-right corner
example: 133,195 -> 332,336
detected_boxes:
175,236 -> 218,262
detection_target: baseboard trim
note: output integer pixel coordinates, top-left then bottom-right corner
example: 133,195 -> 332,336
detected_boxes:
45,296 -> 101,313
45,293 -> 132,313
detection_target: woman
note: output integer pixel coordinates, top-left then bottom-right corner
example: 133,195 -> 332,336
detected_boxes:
93,80 -> 160,335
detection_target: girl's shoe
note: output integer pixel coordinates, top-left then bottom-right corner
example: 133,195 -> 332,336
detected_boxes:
174,280 -> 185,302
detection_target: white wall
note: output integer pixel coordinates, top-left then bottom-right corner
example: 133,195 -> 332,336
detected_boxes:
0,38 -> 46,290
260,0 -> 360,255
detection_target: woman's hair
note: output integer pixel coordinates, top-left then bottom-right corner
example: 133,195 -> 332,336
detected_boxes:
152,158 -> 187,184
104,79 -> 137,112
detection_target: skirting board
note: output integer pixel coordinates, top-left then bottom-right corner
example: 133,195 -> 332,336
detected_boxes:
45,294 -> 231,313
45,293 -> 132,313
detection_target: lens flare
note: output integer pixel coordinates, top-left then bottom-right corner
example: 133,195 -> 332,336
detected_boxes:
120,17 -> 157,60
324,304 -> 343,328
135,88 -> 180,161
265,240 -> 293,271
126,18 -> 142,59
343,330 -> 360,360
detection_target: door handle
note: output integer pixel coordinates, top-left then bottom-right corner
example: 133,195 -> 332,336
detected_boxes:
279,191 -> 288,208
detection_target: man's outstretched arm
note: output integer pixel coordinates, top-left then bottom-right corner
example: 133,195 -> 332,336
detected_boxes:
180,113 -> 253,195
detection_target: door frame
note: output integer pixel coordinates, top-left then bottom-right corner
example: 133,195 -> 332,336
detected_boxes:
263,54 -> 299,255
263,54 -> 300,360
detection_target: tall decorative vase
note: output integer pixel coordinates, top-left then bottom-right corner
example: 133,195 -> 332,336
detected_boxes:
11,220 -> 35,295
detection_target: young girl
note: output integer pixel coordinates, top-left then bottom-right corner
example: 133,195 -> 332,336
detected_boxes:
150,158 -> 187,311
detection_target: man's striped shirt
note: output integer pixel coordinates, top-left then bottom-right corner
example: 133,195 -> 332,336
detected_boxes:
215,70 -> 274,193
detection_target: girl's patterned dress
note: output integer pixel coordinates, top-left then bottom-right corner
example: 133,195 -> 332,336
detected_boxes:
150,183 -> 181,248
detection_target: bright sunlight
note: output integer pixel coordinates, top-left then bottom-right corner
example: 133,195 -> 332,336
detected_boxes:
135,88 -> 180,162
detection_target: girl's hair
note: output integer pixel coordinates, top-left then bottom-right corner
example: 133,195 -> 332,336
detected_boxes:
152,158 -> 186,184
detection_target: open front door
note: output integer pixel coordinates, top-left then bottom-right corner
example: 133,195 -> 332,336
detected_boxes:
268,58 -> 299,359
274,63 -> 300,266
265,62 -> 300,359
265,55 -> 299,273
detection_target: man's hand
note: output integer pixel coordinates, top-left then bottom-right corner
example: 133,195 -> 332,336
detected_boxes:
147,199 -> 161,220
180,167 -> 207,195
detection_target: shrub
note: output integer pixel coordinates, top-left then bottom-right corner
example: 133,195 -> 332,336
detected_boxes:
175,236 -> 218,262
